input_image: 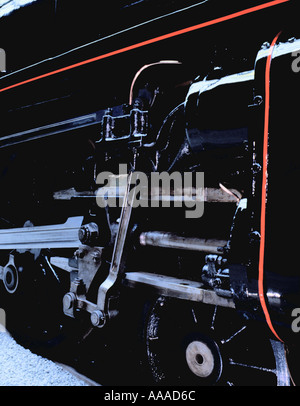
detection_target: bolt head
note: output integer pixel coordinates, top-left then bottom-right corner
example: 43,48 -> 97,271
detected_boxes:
78,227 -> 88,243
90,310 -> 105,327
78,222 -> 99,245
261,41 -> 270,49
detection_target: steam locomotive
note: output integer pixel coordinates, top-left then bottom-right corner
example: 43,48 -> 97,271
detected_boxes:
0,0 -> 299,386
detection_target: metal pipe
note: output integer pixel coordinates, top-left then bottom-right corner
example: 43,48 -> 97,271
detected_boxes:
139,231 -> 227,254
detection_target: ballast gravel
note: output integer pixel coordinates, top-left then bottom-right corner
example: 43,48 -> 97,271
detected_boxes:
0,330 -> 88,386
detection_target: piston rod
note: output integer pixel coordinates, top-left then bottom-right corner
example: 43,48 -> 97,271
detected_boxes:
139,231 -> 227,254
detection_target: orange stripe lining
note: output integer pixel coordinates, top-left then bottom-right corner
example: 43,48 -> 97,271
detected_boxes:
258,31 -> 283,342
0,0 -> 289,94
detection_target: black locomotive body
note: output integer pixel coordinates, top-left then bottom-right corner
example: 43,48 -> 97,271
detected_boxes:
0,0 -> 299,386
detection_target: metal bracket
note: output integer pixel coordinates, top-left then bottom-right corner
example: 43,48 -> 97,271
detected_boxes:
75,245 -> 103,292
63,171 -> 138,327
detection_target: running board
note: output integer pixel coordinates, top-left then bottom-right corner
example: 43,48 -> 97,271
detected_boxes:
0,217 -> 83,249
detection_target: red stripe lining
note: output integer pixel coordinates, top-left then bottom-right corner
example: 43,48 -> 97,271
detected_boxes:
258,31 -> 283,342
0,0 -> 289,94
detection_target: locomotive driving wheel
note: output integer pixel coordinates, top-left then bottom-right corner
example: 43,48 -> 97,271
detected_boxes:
145,296 -> 290,386
0,249 -> 69,353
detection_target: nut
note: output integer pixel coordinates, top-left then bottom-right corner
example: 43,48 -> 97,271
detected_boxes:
78,222 -> 99,245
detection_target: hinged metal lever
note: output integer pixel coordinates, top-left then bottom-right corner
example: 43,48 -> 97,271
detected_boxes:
96,171 -> 138,322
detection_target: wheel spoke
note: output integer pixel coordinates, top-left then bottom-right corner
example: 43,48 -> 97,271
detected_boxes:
229,358 -> 276,374
210,306 -> 217,331
191,308 -> 198,324
220,325 -> 247,344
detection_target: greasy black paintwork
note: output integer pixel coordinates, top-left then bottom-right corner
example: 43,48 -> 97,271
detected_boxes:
0,0 -> 299,352
0,0 -> 291,139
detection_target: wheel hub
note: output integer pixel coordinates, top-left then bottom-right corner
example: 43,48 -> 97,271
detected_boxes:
185,340 -> 216,378
3,265 -> 18,294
